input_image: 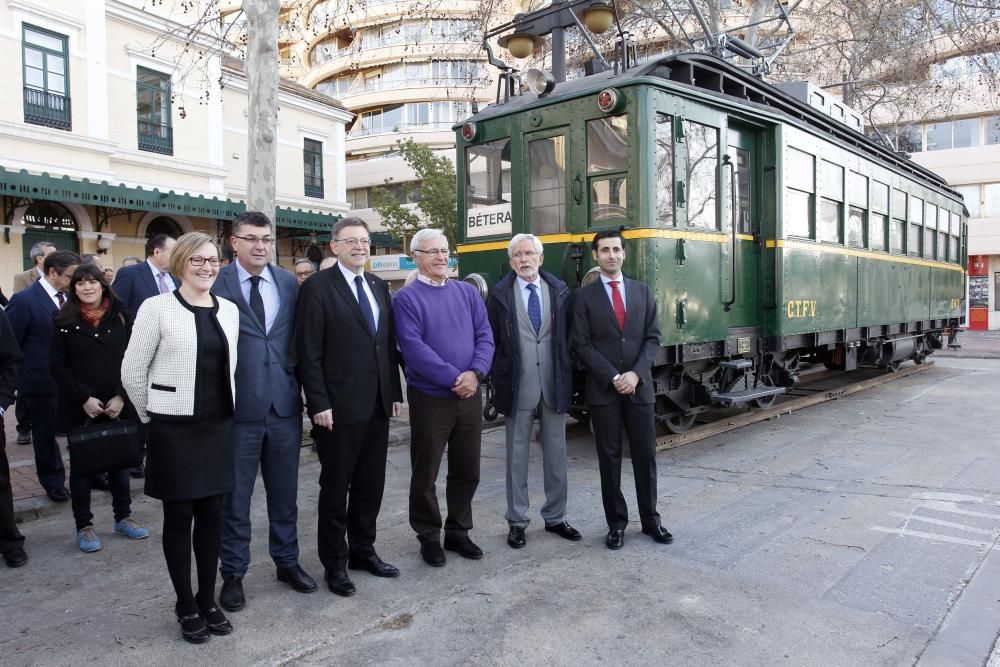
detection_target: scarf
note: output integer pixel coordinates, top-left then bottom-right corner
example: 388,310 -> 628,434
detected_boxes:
80,297 -> 110,328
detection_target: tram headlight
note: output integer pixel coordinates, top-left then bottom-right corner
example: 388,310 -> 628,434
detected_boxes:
461,122 -> 478,142
463,273 -> 490,301
597,88 -> 625,114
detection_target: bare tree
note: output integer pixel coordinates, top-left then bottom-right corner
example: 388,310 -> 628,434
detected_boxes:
243,0 -> 281,220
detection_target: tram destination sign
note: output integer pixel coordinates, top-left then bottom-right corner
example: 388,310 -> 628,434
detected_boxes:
467,202 -> 512,238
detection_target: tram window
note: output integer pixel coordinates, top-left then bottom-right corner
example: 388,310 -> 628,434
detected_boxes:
870,213 -> 887,251
924,228 -> 936,259
909,196 -> 924,226
730,147 -> 751,234
587,116 -> 628,173
939,231 -> 948,260
908,223 -> 921,257
819,199 -> 841,243
950,236 -> 959,262
785,190 -> 811,237
849,172 -> 868,208
466,139 -> 512,209
925,202 -> 937,230
590,176 -> 627,223
872,181 -> 889,213
847,207 -> 865,248
655,114 -> 674,227
938,207 -> 949,232
821,161 -> 844,202
528,136 -> 567,234
892,189 -> 907,220
890,218 -> 905,254
685,121 -> 718,230
786,148 -> 814,193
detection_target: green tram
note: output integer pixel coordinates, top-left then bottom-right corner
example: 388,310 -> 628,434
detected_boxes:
455,53 -> 968,432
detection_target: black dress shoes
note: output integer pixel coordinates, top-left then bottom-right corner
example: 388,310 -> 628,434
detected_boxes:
176,603 -> 210,644
443,535 -> 484,560
15,431 -> 30,446
3,546 -> 28,568
348,552 -> 400,578
45,487 -> 69,502
606,529 -> 625,550
199,605 -> 234,636
219,576 -> 245,611
544,521 -> 582,541
420,541 -> 446,567
642,525 -> 674,544
325,568 -> 356,597
507,526 -> 526,549
276,564 -> 318,593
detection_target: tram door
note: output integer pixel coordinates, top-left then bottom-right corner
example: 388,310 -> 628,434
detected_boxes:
724,123 -> 762,329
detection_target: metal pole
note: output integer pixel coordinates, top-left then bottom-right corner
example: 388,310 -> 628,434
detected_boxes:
551,25 -> 566,82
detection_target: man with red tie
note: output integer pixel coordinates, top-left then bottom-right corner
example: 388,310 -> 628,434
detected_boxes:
571,229 -> 673,550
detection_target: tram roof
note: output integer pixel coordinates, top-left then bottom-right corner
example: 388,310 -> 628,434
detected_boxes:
465,53 -> 961,205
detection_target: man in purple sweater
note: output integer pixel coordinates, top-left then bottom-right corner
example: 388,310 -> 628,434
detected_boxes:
392,228 -> 495,567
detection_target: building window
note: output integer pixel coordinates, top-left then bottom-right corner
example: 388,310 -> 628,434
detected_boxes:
136,67 -> 173,155
304,138 -> 324,198
22,24 -> 70,130
927,118 -> 980,151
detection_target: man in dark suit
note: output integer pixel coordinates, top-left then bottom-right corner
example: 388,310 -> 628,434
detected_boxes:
212,212 -> 317,610
111,234 -> 178,318
571,229 -> 673,550
0,309 -> 26,568
6,250 -> 81,502
487,234 -> 580,549
295,217 -> 402,597
12,242 -> 56,446
111,233 -> 177,478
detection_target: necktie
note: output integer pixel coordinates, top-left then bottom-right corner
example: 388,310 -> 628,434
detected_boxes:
157,272 -> 169,295
56,292 -> 65,308
354,275 -> 376,336
249,275 -> 266,329
526,283 -> 541,335
609,280 -> 626,330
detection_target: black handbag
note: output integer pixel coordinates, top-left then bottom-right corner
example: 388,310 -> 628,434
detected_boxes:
67,418 -> 141,478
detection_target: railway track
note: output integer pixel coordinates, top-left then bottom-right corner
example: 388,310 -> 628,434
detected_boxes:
654,361 -> 934,452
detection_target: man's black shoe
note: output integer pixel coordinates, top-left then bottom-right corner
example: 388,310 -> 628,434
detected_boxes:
45,487 -> 69,503
606,529 -> 625,550
325,568 -> 356,597
642,525 -> 674,544
443,535 -> 484,560
219,576 -> 245,611
544,521 -> 582,541
420,541 -> 446,567
129,464 -> 145,479
276,564 -> 318,593
507,526 -> 526,549
3,547 -> 28,568
15,432 -> 30,446
348,552 -> 400,578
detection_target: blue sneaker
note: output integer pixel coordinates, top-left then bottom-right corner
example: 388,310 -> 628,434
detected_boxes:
77,525 -> 102,552
113,516 -> 151,540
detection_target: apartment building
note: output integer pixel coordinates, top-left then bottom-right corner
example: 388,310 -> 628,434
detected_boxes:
0,0 -> 351,292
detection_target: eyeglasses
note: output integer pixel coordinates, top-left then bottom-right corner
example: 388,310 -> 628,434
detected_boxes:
189,256 -> 222,267
233,235 -> 274,245
512,250 -> 539,259
295,270 -> 315,278
334,237 -> 371,248
413,248 -> 450,257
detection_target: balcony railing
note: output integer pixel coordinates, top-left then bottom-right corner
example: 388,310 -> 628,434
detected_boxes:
137,120 -> 174,155
305,178 -> 325,199
23,87 -> 71,130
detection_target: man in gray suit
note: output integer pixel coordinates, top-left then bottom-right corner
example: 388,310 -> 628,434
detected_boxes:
13,242 -> 55,294
486,234 -> 581,549
212,211 -> 317,611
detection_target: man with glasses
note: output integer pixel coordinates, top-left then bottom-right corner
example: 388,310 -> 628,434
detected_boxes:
6,251 -> 81,502
293,258 -> 316,286
393,228 -> 494,567
296,217 -> 402,597
486,234 -> 580,550
213,212 -> 317,611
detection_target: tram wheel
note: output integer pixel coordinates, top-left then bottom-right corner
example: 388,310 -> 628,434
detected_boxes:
663,413 -> 696,434
751,393 -> 777,409
887,360 -> 902,373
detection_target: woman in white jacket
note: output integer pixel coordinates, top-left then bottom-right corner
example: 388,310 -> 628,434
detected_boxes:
122,231 -> 240,644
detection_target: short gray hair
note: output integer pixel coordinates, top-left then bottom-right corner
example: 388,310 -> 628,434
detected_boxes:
507,234 -> 543,258
410,228 -> 446,252
331,216 -> 369,240
30,242 -> 55,259
293,258 -> 315,270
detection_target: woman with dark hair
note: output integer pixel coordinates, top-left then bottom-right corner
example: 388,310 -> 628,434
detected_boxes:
51,263 -> 150,553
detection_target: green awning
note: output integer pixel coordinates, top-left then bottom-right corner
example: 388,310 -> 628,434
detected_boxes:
0,167 -> 340,232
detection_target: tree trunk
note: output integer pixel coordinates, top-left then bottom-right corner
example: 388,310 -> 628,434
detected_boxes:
243,0 -> 280,242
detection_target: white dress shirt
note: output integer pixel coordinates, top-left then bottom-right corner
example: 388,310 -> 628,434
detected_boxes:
235,260 -> 280,333
338,261 -> 380,331
39,275 -> 63,310
147,258 -> 177,293
600,273 -> 627,311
